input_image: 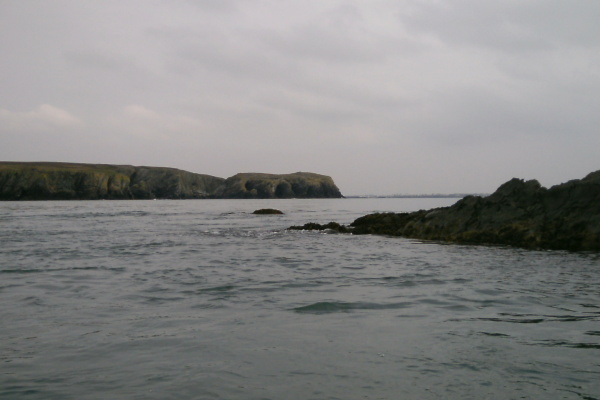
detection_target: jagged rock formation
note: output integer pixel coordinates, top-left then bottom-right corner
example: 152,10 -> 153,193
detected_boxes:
291,170 -> 600,251
289,221 -> 351,233
215,172 -> 342,199
0,162 -> 343,200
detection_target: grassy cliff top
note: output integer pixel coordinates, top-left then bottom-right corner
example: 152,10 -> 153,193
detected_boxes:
0,162 -> 212,177
0,163 -> 332,181
229,172 -> 336,182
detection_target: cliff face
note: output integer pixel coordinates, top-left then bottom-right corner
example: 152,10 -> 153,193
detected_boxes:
127,166 -> 225,199
0,162 -> 225,200
0,163 -> 343,200
291,170 -> 600,251
215,172 -> 342,199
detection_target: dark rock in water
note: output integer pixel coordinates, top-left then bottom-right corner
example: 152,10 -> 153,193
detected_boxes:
291,170 -> 600,251
289,221 -> 352,233
252,208 -> 284,215
0,162 -> 344,200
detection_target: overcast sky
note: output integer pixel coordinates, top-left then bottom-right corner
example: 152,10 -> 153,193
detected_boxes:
1,1 -> 599,195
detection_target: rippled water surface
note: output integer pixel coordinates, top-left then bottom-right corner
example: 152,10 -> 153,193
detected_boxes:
1,199 -> 599,399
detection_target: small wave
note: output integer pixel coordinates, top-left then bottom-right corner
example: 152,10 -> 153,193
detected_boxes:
141,296 -> 185,304
534,340 -> 600,349
358,275 -> 465,288
199,228 -> 278,239
472,313 -> 599,324
341,265 -> 366,270
1,269 -> 41,274
190,303 -> 226,309
475,317 -> 545,324
60,210 -> 153,219
20,296 -> 46,306
281,282 -> 326,289
292,301 -> 413,314
478,332 -> 512,338
199,285 -> 237,293
1,266 -> 125,274
580,303 -> 600,309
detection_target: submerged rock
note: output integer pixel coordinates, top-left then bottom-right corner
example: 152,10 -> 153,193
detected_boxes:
290,170 -> 600,251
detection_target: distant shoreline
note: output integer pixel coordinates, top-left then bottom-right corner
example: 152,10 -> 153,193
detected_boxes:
0,162 -> 343,200
345,194 -> 487,199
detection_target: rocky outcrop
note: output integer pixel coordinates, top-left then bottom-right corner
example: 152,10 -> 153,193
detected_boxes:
289,221 -> 352,233
215,172 -> 342,199
291,171 -> 600,251
0,162 -> 343,200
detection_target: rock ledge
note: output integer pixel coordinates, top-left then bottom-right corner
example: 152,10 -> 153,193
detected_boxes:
290,171 -> 600,251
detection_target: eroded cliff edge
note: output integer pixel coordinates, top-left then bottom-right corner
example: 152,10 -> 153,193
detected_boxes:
291,170 -> 600,251
0,162 -> 343,200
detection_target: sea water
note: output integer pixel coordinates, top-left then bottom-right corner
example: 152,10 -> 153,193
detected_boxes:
1,199 -> 599,400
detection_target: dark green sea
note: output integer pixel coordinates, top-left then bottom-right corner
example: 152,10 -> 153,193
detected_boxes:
1,198 -> 599,399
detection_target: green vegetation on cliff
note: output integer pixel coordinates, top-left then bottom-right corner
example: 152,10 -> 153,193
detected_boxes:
0,162 -> 343,200
291,170 -> 600,251
0,162 -> 224,200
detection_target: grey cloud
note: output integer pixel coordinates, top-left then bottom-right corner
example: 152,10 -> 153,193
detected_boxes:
259,22 -> 389,65
1,1 -> 599,195
148,20 -> 407,129
64,51 -> 128,72
177,0 -> 240,13
401,0 -> 600,52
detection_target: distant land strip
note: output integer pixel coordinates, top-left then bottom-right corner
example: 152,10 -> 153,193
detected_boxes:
0,162 -> 342,200
346,194 -> 488,199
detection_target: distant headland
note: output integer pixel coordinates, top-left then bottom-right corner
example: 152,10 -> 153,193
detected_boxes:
291,170 -> 600,252
0,162 -> 343,200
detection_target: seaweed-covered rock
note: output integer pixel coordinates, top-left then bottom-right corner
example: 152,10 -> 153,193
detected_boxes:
352,171 -> 600,251
289,221 -> 352,233
291,171 -> 600,251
